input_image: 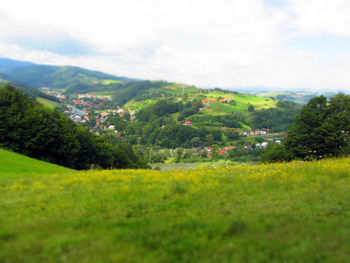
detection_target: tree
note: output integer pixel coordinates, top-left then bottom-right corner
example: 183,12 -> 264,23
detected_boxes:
190,137 -> 201,147
261,143 -> 293,163
248,104 -> 255,112
255,136 -> 264,144
205,134 -> 214,147
225,130 -> 240,140
284,95 -> 349,160
211,146 -> 220,159
200,149 -> 208,158
175,147 -> 184,163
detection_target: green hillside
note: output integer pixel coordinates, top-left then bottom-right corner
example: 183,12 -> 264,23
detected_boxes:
0,148 -> 74,180
0,158 -> 349,262
122,83 -> 277,115
36,97 -> 61,109
0,58 -> 136,90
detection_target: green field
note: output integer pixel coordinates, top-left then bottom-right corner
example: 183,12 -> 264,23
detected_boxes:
100,79 -> 122,85
36,97 -> 60,109
1,151 -> 349,262
0,148 -> 74,180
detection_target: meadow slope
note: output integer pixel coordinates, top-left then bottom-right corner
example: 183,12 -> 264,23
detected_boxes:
0,158 -> 349,262
0,148 -> 74,180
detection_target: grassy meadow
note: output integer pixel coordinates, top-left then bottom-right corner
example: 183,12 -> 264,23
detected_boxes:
1,152 -> 350,262
0,148 -> 74,181
36,97 -> 61,109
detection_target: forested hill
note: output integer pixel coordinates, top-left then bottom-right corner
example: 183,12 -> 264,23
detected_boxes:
0,58 -> 137,90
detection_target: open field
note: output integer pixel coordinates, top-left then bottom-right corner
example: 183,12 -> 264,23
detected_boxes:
100,79 -> 122,85
0,148 -> 74,181
36,97 -> 60,109
1,154 -> 349,262
124,98 -> 158,111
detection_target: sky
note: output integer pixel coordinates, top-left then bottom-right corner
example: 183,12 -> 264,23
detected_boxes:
0,0 -> 350,91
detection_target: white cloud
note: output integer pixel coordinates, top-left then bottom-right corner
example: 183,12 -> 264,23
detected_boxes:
288,0 -> 350,37
0,0 -> 349,91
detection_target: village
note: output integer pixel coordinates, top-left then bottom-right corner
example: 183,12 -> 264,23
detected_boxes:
41,89 -> 284,158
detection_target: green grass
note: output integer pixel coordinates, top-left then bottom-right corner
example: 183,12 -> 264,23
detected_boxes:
124,99 -> 158,111
0,148 -> 74,180
1,155 -> 349,262
36,97 -> 60,109
100,79 -> 122,85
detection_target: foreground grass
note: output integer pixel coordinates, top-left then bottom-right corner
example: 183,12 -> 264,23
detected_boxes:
0,158 -> 350,262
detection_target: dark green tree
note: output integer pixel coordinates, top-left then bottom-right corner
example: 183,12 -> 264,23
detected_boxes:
284,95 -> 348,160
248,104 -> 255,112
205,134 -> 214,147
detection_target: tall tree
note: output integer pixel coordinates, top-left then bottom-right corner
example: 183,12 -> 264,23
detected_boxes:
284,95 -> 348,159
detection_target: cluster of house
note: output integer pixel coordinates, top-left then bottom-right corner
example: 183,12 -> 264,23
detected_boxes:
65,106 -> 90,124
201,97 -> 233,108
40,89 -> 139,136
76,93 -> 112,101
72,94 -> 111,107
243,128 -> 269,136
193,142 -> 278,156
202,97 -> 232,104
190,146 -> 236,156
40,88 -> 66,101
65,105 -> 135,123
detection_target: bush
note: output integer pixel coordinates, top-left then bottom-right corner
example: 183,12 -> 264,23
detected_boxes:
261,143 -> 293,163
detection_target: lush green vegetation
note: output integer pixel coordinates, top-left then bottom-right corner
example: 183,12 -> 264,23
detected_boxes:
1,158 -> 349,262
263,94 -> 350,162
0,85 -> 147,169
112,97 -> 300,148
249,100 -> 302,132
101,82 -> 301,148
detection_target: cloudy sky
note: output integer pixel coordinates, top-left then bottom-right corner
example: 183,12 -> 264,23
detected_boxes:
1,0 -> 350,91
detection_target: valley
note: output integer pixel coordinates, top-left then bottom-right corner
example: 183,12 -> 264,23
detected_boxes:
1,1 -> 350,262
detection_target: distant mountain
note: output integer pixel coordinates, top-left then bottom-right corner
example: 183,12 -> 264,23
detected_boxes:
0,72 -> 8,82
253,91 -> 338,104
0,58 -> 34,71
0,58 -> 137,90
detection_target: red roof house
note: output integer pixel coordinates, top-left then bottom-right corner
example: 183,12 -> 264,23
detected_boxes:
225,146 -> 236,151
